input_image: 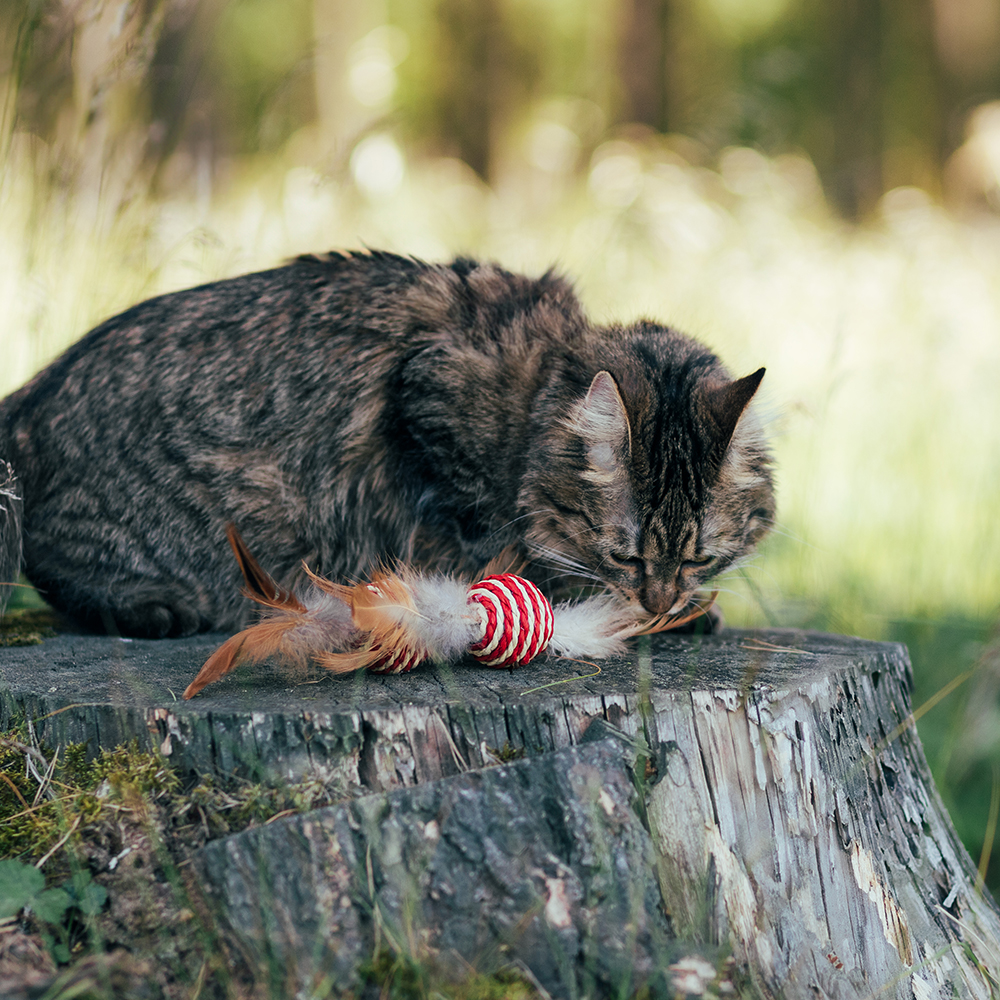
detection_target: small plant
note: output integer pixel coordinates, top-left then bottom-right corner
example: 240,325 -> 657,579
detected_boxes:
485,741 -> 526,764
0,733 -> 180,866
356,947 -> 543,1000
0,858 -> 107,962
0,606 -> 59,645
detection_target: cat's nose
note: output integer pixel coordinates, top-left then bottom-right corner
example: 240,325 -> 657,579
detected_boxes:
640,577 -> 680,615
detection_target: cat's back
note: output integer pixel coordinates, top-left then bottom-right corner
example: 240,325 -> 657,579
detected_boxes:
3,250 -> 579,418
3,251 -> 426,412
0,251 -> 586,504
0,253 -> 434,483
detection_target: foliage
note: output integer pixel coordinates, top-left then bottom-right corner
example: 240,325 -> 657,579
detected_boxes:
484,741 -> 527,764
0,726 -> 570,995
173,771 -> 342,840
0,858 -> 108,963
0,857 -> 71,922
0,733 -> 178,865
1,0 -> 996,213
0,606 -> 58,645
0,725 -> 367,995
0,726 -> 351,869
356,948 -> 544,1000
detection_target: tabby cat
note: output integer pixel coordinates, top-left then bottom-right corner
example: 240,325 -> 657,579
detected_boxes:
0,251 -> 773,638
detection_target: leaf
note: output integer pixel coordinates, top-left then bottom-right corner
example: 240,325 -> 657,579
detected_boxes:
61,871 -> 108,916
66,870 -> 92,898
32,887 -> 71,924
0,859 -> 44,917
75,881 -> 108,916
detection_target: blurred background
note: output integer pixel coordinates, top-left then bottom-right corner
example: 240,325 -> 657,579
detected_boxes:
2,0 -> 1000,888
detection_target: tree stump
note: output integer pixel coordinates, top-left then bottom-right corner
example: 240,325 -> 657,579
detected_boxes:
2,628 -> 999,997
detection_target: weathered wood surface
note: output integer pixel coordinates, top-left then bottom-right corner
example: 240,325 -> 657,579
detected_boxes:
0,627 -> 905,788
196,733 -> 685,998
2,628 -> 999,997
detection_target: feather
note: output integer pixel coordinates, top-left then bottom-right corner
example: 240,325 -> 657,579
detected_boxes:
184,529 -> 358,697
549,590 -> 718,660
617,591 -> 718,638
478,544 -> 527,579
550,595 -> 639,659
405,574 -> 484,657
183,632 -> 249,699
183,589 -> 358,698
312,569 -> 483,674
185,528 -> 721,698
226,523 -> 305,611
183,617 -> 303,699
306,570 -> 424,675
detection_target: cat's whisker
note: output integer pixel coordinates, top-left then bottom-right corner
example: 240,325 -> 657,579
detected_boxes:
487,510 -> 551,539
531,545 -> 597,572
716,550 -> 766,574
711,589 -> 756,607
540,563 -> 605,585
552,524 -> 607,543
762,526 -> 800,543
525,538 -> 584,566
527,543 -> 605,584
761,519 -> 821,551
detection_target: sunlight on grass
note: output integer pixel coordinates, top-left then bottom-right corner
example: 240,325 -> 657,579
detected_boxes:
3,130 -> 998,639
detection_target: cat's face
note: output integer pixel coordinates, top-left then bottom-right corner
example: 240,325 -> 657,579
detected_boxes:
588,440 -> 774,616
524,342 -> 774,616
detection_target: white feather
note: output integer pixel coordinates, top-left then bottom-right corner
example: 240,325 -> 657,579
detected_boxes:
407,574 -> 486,660
549,595 -> 640,659
267,586 -> 357,657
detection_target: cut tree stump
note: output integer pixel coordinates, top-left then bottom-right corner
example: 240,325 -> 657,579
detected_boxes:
2,627 -> 999,997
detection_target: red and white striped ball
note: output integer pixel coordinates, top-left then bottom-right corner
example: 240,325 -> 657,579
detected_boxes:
367,644 -> 422,675
467,574 -> 554,669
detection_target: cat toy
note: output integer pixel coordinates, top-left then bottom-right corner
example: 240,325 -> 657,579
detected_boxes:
182,526 -> 716,699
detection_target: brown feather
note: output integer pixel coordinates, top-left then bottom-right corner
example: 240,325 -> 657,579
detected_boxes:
227,523 -> 306,612
183,613 -> 314,698
183,631 -> 251,699
348,571 -> 418,630
313,644 -> 383,675
310,571 -> 429,675
301,562 -> 355,602
479,545 -> 527,579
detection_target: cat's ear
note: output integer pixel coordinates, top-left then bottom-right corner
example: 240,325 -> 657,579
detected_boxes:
700,367 -> 765,456
574,370 -> 632,473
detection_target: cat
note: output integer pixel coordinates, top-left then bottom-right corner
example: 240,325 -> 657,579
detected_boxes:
0,250 -> 774,639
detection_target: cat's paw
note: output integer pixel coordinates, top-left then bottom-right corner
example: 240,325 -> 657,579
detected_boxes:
111,598 -> 205,638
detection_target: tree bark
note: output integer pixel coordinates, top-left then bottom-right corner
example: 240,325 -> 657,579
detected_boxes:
2,628 -> 999,996
616,0 -> 671,132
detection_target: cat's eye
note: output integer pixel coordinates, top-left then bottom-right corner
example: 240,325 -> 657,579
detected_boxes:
682,556 -> 714,570
609,553 -> 644,574
745,508 -> 772,540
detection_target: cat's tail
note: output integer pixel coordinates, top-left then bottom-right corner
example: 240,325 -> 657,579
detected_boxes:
0,460 -> 23,617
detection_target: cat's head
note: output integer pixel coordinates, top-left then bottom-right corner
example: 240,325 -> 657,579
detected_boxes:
524,325 -> 774,616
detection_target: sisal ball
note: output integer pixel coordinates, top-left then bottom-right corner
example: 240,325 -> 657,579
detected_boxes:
363,583 -> 423,674
367,644 -> 422,674
467,574 -> 554,668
